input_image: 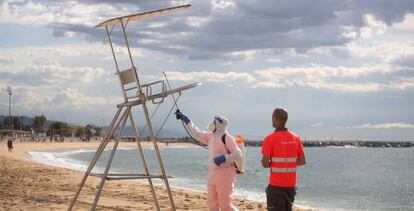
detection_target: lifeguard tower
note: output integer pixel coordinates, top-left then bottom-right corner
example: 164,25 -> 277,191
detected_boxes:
68,4 -> 197,211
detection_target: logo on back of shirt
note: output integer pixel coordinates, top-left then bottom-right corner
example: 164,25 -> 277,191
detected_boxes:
281,141 -> 296,144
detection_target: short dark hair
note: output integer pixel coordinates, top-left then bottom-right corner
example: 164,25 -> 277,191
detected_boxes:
273,108 -> 288,124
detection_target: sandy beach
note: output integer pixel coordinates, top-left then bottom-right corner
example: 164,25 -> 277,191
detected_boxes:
0,140 -> 311,210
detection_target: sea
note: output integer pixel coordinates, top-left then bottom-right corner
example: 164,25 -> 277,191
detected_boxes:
28,146 -> 414,211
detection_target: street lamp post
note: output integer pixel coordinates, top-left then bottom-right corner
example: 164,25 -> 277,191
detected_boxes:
6,86 -> 13,136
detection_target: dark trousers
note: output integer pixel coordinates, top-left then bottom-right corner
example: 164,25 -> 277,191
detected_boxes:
266,185 -> 296,211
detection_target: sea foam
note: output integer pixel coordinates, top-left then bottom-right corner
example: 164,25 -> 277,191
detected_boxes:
27,149 -> 104,171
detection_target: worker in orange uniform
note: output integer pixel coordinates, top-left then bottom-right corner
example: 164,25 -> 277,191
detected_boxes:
261,107 -> 306,211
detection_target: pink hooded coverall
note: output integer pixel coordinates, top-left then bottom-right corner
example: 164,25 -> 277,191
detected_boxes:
185,116 -> 242,211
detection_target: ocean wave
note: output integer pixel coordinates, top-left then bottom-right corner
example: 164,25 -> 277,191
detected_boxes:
28,150 -> 89,171
162,145 -> 200,149
327,145 -> 360,149
234,188 -> 266,202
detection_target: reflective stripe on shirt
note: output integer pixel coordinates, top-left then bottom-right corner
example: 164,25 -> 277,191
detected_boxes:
271,167 -> 296,173
271,157 -> 297,162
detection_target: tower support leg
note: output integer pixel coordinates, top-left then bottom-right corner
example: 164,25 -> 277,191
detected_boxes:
90,106 -> 131,210
128,112 -> 161,211
68,107 -> 124,211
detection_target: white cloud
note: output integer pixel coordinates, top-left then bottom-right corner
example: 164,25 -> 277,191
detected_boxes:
342,26 -> 358,39
227,50 -> 259,60
392,13 -> 414,31
0,0 -> 135,26
252,81 -> 285,89
254,64 -> 392,80
353,122 -> 414,129
346,40 -> 414,64
16,88 -> 53,109
389,77 -> 414,90
78,66 -> 105,83
0,43 -> 114,64
1,64 -> 105,84
360,14 -> 387,38
0,57 -> 13,64
305,81 -> 382,92
186,16 -> 210,28
0,43 -> 120,88
251,64 -> 400,92
13,86 -> 107,111
165,71 -> 257,84
162,62 -> 414,92
266,58 -> 282,63
212,0 -> 236,11
59,88 -> 107,110
312,122 -> 325,127
0,42 -> 113,113
341,13 -> 414,64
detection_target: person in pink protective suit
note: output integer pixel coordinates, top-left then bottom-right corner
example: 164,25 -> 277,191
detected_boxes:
175,110 -> 242,211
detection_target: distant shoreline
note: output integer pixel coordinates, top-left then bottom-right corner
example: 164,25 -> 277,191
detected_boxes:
3,135 -> 413,148
154,138 -> 414,148
300,140 -> 414,148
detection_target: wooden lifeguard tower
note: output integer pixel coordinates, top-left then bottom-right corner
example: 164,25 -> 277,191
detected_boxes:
67,4 -> 197,211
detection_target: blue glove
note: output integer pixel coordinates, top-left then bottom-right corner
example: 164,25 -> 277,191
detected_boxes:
175,109 -> 191,124
213,155 -> 226,166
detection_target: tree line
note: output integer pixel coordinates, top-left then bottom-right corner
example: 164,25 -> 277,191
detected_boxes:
0,115 -> 102,138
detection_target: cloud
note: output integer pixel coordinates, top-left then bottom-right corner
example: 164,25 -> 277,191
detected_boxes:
163,63 -> 414,92
311,122 -> 324,127
254,64 -> 392,80
305,81 -> 383,92
16,88 -> 54,109
5,40 -> 407,94
165,71 -> 256,83
353,122 -> 414,129
359,14 -> 387,38
351,1 -> 414,25
392,54 -> 414,69
0,43 -> 117,88
3,0 -> 413,60
0,43 -> 114,113
57,88 -> 107,110
0,0 -> 134,26
389,77 -> 414,90
345,40 -> 414,64
0,43 -> 114,64
1,64 -> 105,85
393,13 -> 414,30
0,57 -> 13,64
14,87 -> 107,111
251,64 -> 397,92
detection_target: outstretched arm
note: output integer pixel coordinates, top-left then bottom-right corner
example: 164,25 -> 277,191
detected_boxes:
175,110 -> 210,145
185,122 -> 210,145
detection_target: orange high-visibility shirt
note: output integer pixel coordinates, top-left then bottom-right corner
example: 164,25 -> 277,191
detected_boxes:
262,129 -> 304,187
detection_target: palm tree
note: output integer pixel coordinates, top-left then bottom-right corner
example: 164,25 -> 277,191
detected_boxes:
32,115 -> 47,134
95,127 -> 102,137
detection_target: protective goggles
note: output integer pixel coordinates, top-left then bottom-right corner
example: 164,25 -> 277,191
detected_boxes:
214,115 -> 224,124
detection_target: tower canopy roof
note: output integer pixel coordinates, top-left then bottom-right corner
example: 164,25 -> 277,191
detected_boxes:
95,4 -> 191,28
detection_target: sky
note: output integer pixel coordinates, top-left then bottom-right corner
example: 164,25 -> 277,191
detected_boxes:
0,0 -> 414,141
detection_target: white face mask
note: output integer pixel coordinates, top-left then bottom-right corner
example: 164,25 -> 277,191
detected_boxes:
208,120 -> 216,132
207,115 -> 228,133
